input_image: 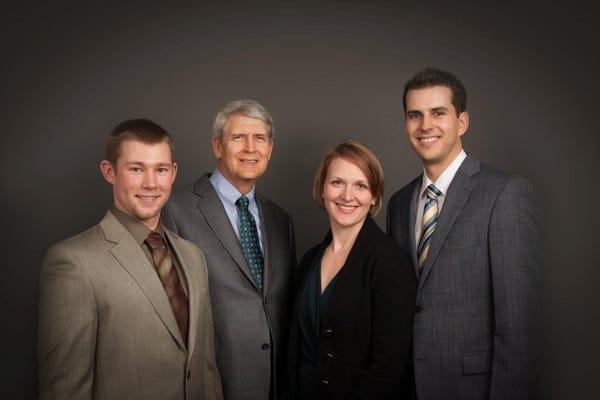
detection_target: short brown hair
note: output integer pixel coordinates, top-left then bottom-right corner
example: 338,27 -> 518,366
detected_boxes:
403,67 -> 467,116
313,140 -> 384,216
105,118 -> 174,165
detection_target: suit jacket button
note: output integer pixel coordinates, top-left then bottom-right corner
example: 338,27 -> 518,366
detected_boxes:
415,305 -> 421,313
261,343 -> 270,350
324,353 -> 334,363
187,370 -> 191,380
323,328 -> 333,338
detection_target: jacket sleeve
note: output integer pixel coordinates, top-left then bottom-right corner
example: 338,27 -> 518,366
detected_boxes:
38,243 -> 97,400
488,177 -> 538,400
351,248 -> 417,399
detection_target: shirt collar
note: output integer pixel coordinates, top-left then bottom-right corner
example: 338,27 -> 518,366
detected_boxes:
210,168 -> 256,206
110,206 -> 165,245
419,149 -> 467,199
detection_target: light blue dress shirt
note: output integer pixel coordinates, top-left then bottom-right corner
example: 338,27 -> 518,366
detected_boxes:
209,168 -> 264,253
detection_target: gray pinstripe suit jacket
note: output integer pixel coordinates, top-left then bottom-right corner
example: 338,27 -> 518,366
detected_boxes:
387,155 -> 538,400
162,173 -> 296,400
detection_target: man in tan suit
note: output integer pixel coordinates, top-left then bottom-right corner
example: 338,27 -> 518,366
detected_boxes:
38,119 -> 223,400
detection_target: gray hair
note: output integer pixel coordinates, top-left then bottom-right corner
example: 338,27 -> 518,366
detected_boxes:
212,99 -> 275,140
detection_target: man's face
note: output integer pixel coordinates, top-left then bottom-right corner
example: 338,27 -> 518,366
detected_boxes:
101,139 -> 177,230
212,113 -> 273,194
405,85 -> 469,173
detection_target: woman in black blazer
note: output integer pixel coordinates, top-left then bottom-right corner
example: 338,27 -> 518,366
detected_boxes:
288,140 -> 416,400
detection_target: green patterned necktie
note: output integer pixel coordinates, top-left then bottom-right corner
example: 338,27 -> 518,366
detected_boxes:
236,196 -> 264,289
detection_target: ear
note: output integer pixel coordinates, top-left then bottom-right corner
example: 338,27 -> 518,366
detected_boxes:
171,162 -> 178,183
266,138 -> 274,161
211,137 -> 223,159
100,160 -> 116,184
458,111 -> 469,137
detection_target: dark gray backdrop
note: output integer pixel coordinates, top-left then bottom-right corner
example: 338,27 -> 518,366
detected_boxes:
2,2 -> 598,399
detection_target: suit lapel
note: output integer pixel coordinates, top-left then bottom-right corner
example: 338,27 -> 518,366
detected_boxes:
408,179 -> 420,277
194,175 -> 261,291
418,156 -> 480,290
100,212 -> 186,351
257,194 -> 274,294
165,231 -> 198,360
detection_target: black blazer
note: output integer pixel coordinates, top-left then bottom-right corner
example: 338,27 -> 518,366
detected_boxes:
288,217 -> 416,400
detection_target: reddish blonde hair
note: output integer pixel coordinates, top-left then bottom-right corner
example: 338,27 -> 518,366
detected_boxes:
313,140 -> 384,215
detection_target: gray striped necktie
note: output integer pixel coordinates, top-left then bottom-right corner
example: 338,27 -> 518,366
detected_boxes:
417,184 -> 442,269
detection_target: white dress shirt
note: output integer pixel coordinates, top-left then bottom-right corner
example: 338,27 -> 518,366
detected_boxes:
210,168 -> 264,253
414,150 -> 467,247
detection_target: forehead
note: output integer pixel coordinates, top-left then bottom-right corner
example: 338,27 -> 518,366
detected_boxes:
406,85 -> 453,109
327,157 -> 369,180
117,139 -> 173,164
225,113 -> 268,134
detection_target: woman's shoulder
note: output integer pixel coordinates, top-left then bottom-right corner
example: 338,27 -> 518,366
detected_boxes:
298,233 -> 330,269
361,217 -> 403,255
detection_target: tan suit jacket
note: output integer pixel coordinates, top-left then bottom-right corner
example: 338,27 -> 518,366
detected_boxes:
38,211 -> 223,400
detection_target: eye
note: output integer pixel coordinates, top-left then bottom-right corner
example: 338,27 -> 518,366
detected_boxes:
434,110 -> 446,117
356,182 -> 369,190
156,167 -> 169,174
330,179 -> 343,187
407,113 -> 420,120
231,134 -> 244,141
255,135 -> 267,143
129,167 -> 143,173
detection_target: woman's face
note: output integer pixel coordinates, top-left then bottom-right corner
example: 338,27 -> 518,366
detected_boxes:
323,157 -> 375,231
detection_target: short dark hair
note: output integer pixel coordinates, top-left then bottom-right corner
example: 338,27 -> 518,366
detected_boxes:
105,118 -> 174,165
313,140 -> 385,216
403,67 -> 467,116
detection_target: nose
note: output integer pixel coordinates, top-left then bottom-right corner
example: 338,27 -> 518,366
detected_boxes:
421,115 -> 433,131
341,185 -> 353,201
142,170 -> 157,189
244,136 -> 256,152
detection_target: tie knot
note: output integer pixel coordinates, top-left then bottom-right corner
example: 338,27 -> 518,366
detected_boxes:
236,196 -> 250,211
146,231 -> 166,250
426,184 -> 442,200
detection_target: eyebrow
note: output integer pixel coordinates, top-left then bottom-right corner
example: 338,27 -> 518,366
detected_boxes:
123,161 -> 172,167
431,107 -> 449,112
407,106 -> 449,114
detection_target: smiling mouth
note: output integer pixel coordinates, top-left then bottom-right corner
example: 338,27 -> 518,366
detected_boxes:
239,159 -> 259,164
335,203 -> 359,213
418,136 -> 440,143
136,195 -> 160,203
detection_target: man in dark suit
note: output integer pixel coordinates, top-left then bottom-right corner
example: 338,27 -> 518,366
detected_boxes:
38,119 -> 222,400
162,99 -> 296,400
387,68 -> 538,399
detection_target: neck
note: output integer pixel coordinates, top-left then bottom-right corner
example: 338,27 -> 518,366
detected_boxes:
113,203 -> 159,231
424,147 -> 462,182
217,167 -> 255,195
329,219 -> 366,253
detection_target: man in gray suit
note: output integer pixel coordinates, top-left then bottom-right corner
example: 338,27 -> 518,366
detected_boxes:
162,99 -> 296,400
387,68 -> 537,399
38,119 -> 223,400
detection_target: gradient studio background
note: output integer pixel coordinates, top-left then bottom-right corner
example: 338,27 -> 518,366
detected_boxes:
1,2 -> 598,399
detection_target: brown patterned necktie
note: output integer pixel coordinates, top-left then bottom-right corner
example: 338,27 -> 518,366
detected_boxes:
146,231 -> 189,345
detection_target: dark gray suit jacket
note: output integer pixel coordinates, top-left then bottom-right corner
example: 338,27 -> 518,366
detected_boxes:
387,155 -> 538,400
162,174 -> 296,400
